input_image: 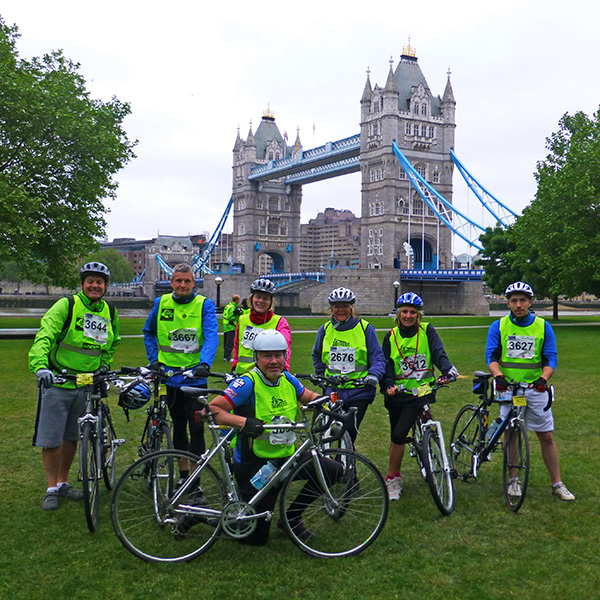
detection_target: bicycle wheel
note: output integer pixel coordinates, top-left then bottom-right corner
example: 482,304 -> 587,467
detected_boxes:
279,448 -> 388,558
422,427 -> 455,516
412,424 -> 426,478
101,404 -> 117,490
111,450 -> 225,562
80,422 -> 100,532
449,404 -> 482,480
502,420 -> 529,512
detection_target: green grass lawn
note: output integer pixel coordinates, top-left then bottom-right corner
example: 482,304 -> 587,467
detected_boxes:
1,315 -> 599,599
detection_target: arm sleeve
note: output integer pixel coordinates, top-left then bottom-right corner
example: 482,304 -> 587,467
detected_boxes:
232,322 -> 240,369
200,298 -> 219,367
276,317 -> 292,371
311,325 -> 327,376
101,307 -> 121,366
485,320 -> 502,366
142,298 -> 161,363
425,324 -> 453,375
542,321 -> 558,370
365,323 -> 385,380
381,331 -> 396,390
28,297 -> 70,373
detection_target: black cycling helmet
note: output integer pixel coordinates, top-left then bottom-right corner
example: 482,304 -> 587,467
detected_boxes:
118,379 -> 152,411
250,278 -> 276,294
80,262 -> 111,283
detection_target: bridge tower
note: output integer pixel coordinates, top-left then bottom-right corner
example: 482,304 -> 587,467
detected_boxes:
359,41 -> 456,270
232,108 -> 302,275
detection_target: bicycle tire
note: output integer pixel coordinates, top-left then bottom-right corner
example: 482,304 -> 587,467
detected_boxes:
422,427 -> 455,516
502,420 -> 530,512
111,450 -> 225,563
80,422 -> 100,532
449,404 -> 482,480
102,404 -> 117,490
412,424 -> 426,478
279,448 -> 388,558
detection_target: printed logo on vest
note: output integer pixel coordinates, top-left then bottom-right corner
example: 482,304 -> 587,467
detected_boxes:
82,342 -> 101,350
271,396 -> 287,409
160,308 -> 174,321
331,338 -> 350,347
75,316 -> 84,331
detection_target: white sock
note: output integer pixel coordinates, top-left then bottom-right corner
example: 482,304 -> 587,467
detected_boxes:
47,486 -> 59,493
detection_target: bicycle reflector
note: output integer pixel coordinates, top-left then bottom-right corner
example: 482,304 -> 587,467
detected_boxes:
119,379 -> 152,410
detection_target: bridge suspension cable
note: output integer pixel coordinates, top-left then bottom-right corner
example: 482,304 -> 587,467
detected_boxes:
450,149 -> 518,227
392,141 -> 485,251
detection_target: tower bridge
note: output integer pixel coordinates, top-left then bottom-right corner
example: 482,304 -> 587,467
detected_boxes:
143,42 -> 512,313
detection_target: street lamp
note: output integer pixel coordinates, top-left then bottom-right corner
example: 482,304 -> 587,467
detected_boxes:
393,280 -> 400,310
214,276 -> 223,309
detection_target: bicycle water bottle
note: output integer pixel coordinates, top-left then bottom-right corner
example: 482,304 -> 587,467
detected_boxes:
250,461 -> 277,490
486,417 -> 502,441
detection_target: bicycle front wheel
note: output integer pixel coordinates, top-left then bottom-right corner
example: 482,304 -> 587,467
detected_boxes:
102,404 -> 117,490
279,449 -> 388,558
422,427 -> 455,516
80,422 -> 100,532
503,420 -> 529,512
449,404 -> 482,480
111,450 -> 225,563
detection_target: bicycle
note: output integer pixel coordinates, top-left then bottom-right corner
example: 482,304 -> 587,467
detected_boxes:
54,367 -> 128,532
111,390 -> 389,562
294,373 -> 364,453
401,378 -> 455,516
449,371 -> 535,511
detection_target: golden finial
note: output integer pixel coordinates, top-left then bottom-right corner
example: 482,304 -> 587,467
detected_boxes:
402,36 -> 417,58
263,103 -> 275,119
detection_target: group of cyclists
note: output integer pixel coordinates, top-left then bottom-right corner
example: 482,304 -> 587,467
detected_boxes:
29,260 -> 575,527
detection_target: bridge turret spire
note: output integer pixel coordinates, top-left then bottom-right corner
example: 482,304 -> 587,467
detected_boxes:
384,57 -> 397,92
361,67 -> 373,103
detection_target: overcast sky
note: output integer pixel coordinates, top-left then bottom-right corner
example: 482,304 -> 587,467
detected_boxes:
4,1 -> 600,255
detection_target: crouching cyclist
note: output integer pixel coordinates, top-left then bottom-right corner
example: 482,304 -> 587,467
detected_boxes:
208,330 -> 343,545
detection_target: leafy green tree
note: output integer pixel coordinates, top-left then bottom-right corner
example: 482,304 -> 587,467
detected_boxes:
81,248 -> 134,284
0,18 -> 136,287
478,108 -> 600,318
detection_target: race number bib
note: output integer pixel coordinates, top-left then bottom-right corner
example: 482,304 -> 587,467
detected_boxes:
170,328 -> 199,353
401,353 -> 428,379
241,325 -> 263,350
506,335 -> 536,359
83,313 -> 109,343
269,416 -> 296,446
329,346 -> 356,374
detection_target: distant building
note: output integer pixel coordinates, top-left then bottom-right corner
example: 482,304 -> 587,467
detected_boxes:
299,208 -> 361,271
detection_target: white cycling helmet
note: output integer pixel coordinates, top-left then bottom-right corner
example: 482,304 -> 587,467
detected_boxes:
328,287 -> 356,305
505,281 -> 534,298
252,329 -> 288,364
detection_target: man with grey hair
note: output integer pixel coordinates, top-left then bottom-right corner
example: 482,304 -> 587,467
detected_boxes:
143,263 -> 218,485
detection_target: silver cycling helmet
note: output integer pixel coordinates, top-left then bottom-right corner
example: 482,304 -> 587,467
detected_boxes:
328,287 -> 356,305
250,278 -> 276,294
505,281 -> 534,298
252,329 -> 288,363
397,292 -> 423,308
80,262 -> 111,283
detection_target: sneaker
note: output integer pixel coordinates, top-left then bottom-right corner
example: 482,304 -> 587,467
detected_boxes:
552,482 -> 576,501
507,478 -> 522,497
386,475 -> 402,501
58,483 -> 84,501
277,516 -> 314,541
42,490 -> 59,511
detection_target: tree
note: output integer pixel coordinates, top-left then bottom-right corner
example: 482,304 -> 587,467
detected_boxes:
0,18 -> 136,287
81,248 -> 134,284
478,108 -> 600,318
